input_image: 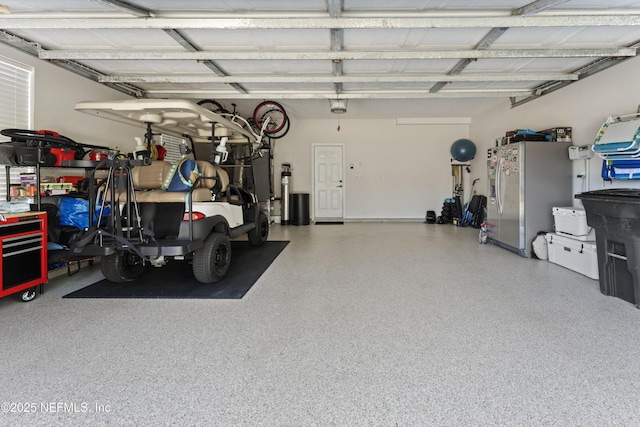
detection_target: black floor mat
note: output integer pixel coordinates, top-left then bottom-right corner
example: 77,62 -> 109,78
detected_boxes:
63,241 -> 288,299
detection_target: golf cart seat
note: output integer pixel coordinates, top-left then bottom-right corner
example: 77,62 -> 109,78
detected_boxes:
131,160 -> 229,203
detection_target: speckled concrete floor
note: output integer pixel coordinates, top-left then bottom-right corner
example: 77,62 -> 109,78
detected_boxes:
1,222 -> 639,426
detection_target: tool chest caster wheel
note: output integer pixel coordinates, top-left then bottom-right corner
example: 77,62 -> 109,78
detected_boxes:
19,287 -> 38,302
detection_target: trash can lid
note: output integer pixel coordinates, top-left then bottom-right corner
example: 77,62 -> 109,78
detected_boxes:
576,188 -> 640,202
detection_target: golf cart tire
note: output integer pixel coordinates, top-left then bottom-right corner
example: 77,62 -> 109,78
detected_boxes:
193,232 -> 231,283
248,212 -> 269,246
101,252 -> 147,283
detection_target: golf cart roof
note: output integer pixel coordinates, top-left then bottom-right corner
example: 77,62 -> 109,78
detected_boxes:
75,99 -> 256,144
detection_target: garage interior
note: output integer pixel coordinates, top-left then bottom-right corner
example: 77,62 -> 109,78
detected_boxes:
1,1 -> 640,425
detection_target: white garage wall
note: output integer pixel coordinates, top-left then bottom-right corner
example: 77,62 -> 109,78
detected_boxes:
273,119 -> 470,220
0,44 -> 140,152
469,55 -> 640,205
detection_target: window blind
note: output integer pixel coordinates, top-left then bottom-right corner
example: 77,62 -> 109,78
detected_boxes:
0,56 -> 33,201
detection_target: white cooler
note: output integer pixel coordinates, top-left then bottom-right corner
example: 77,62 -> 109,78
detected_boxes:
545,233 -> 599,280
552,206 -> 595,241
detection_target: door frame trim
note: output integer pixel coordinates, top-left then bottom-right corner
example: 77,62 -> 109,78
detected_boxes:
311,143 -> 345,221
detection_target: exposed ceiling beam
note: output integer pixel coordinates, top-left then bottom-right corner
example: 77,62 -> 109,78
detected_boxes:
474,27 -> 510,50
37,48 -> 636,61
200,60 -> 228,77
447,59 -> 474,75
330,29 -> 343,51
331,59 -> 343,76
88,0 -> 152,18
143,90 -> 534,100
200,61 -> 248,93
326,0 -> 343,19
229,83 -> 249,94
0,29 -> 39,55
162,28 -> 198,51
429,82 -> 448,93
327,1 -> 345,96
98,72 -> 578,84
3,15 -> 640,30
330,29 -> 344,83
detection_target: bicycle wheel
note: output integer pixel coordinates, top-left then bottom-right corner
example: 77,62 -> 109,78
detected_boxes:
266,114 -> 290,140
253,100 -> 287,134
197,99 -> 228,114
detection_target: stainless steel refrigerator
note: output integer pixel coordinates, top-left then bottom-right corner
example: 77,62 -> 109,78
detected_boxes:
487,141 -> 572,257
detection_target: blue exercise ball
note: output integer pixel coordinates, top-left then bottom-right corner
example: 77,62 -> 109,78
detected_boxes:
450,139 -> 476,162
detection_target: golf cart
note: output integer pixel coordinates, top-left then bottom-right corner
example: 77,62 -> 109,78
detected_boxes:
70,99 -> 269,283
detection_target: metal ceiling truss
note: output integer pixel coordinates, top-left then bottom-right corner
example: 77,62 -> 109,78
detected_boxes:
37,48 -> 636,61
98,73 -> 578,84
143,90 -> 534,100
2,15 -> 640,30
327,0 -> 344,97
1,0 -> 639,106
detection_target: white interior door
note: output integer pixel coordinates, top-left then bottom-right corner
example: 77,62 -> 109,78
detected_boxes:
313,145 -> 344,221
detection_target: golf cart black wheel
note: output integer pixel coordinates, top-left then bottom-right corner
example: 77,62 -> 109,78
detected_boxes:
193,232 -> 231,283
248,212 -> 269,246
101,252 -> 147,283
18,287 -> 38,302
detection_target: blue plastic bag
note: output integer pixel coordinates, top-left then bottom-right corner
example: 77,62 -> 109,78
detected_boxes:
58,197 -> 111,229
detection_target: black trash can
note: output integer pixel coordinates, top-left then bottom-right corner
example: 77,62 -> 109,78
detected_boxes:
576,189 -> 640,307
291,193 -> 310,226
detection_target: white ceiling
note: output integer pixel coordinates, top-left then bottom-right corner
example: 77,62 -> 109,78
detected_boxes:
0,0 -> 640,119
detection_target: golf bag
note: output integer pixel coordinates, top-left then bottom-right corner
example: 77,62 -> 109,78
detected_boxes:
467,195 -> 486,228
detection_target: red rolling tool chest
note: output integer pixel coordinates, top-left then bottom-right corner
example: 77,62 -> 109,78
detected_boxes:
0,211 -> 47,302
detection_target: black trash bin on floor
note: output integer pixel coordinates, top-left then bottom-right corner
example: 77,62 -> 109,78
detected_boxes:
576,189 -> 640,307
291,193 -> 310,226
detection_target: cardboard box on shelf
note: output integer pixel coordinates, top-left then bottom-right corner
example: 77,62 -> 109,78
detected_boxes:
10,184 -> 36,198
19,173 -> 37,186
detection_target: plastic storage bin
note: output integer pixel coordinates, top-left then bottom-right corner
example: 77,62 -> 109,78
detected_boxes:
552,207 -> 595,241
545,233 -> 599,279
575,189 -> 640,307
